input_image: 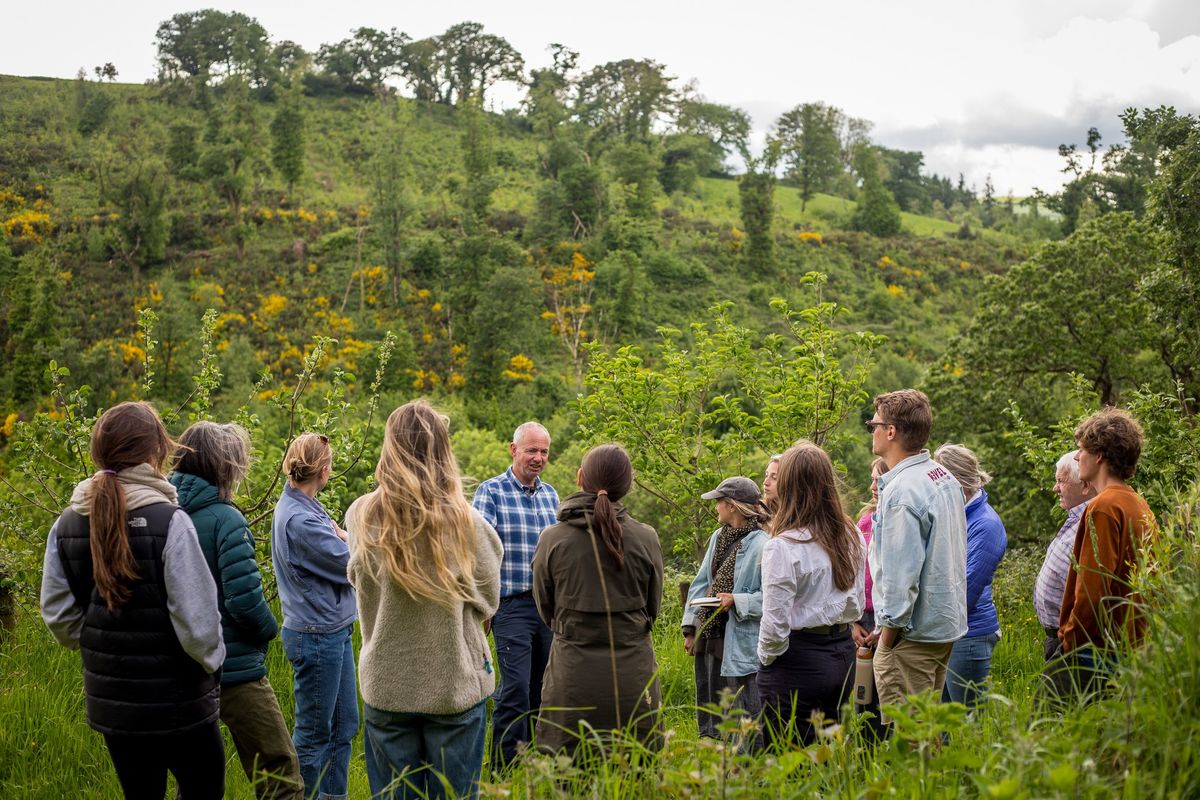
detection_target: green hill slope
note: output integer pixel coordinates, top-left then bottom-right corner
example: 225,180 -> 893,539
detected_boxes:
0,74 -> 1032,440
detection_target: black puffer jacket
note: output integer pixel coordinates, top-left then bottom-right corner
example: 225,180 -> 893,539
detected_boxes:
55,503 -> 220,735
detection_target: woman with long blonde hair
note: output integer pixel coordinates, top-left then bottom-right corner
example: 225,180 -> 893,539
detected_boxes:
346,400 -> 502,799
756,441 -> 865,746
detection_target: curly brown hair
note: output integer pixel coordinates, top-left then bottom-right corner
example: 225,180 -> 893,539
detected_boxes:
1075,407 -> 1144,481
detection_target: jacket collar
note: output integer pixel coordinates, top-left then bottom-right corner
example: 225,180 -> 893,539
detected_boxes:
169,471 -> 221,512
876,449 -> 932,493
556,490 -> 626,524
282,481 -> 331,519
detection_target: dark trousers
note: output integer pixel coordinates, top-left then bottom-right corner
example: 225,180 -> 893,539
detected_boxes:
1042,629 -> 1061,662
1039,644 -> 1115,707
693,651 -> 761,747
757,629 -> 855,747
491,593 -> 553,765
104,720 -> 225,800
221,676 -> 304,799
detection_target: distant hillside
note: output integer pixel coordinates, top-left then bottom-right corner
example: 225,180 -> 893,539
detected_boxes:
0,72 -> 1033,441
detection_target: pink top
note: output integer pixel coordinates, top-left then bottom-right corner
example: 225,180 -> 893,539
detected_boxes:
856,511 -> 873,612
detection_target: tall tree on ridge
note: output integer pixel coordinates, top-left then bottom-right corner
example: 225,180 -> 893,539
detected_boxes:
775,102 -> 843,210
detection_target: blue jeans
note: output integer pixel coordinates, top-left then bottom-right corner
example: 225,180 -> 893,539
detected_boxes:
364,702 -> 487,800
282,625 -> 359,799
491,593 -> 553,765
942,631 -> 999,708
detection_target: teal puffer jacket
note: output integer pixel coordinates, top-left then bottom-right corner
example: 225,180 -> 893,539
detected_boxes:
170,471 -> 279,685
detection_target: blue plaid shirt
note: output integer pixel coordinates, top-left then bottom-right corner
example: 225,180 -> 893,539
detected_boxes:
472,467 -> 560,598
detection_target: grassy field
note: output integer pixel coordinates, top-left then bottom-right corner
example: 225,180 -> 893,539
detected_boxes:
681,176 -> 1017,243
5,526 -> 1196,799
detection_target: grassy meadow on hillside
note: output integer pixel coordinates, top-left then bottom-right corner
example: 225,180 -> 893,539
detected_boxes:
3,11 -> 1200,796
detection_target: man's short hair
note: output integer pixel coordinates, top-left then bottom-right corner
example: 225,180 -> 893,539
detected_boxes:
512,421 -> 550,446
1075,407 -> 1143,481
1056,450 -> 1081,481
873,389 -> 932,451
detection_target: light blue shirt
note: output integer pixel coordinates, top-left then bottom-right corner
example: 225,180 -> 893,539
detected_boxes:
869,450 -> 968,643
682,527 -> 768,677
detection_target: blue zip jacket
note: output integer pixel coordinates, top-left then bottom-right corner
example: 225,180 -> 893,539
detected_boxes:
962,489 -> 1007,639
171,471 -> 278,685
271,483 -> 356,634
681,527 -> 768,677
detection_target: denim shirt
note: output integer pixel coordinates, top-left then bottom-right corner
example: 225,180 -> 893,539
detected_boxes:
272,483 -> 356,634
682,527 -> 767,677
869,451 -> 967,643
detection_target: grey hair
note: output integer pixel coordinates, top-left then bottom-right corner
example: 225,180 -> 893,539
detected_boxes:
1056,450 -> 1081,481
175,421 -> 252,502
512,421 -> 550,446
933,443 -> 992,497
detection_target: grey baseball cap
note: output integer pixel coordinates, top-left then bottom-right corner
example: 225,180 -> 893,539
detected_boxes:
701,476 -> 761,504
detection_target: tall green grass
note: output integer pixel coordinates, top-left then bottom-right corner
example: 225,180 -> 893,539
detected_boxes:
3,499 -> 1197,798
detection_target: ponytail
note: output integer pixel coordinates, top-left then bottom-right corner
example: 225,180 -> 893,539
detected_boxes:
592,489 -> 625,570
579,445 -> 634,571
89,471 -> 140,609
87,402 -> 175,609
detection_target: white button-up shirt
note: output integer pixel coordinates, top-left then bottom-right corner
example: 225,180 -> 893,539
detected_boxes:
757,527 -> 866,666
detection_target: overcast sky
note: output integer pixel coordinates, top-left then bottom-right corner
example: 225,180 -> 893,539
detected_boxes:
4,1 -> 1198,194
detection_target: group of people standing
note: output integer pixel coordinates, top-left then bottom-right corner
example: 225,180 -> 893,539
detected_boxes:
38,386 -> 1159,799
678,388 -> 1159,753
682,389 -> 1009,749
37,400 -> 659,799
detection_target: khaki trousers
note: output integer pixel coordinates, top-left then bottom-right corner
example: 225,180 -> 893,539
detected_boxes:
872,638 -> 954,724
221,676 -> 304,800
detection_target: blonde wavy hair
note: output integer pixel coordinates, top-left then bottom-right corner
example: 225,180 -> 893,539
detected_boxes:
351,400 -> 477,607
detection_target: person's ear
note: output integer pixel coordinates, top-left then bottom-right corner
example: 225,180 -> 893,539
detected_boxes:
576,467 -> 583,489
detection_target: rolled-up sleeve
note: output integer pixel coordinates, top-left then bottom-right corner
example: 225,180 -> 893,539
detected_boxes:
163,510 -> 225,673
757,539 -> 793,666
40,522 -> 84,648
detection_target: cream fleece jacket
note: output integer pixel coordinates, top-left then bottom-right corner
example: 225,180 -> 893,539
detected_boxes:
346,499 -> 502,715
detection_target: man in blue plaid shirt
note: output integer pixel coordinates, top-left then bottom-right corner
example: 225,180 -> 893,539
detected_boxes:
472,421 -> 559,766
